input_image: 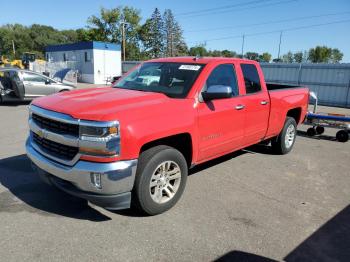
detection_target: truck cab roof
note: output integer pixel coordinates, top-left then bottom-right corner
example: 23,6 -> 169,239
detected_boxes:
147,56 -> 255,65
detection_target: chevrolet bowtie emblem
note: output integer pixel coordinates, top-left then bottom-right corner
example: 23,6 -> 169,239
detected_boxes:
37,129 -> 46,139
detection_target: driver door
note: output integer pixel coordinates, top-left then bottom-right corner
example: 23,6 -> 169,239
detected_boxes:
197,64 -> 245,162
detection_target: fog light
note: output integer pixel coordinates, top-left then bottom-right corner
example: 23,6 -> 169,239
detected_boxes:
90,172 -> 102,189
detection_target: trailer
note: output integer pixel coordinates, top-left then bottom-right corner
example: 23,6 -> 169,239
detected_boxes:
305,92 -> 350,142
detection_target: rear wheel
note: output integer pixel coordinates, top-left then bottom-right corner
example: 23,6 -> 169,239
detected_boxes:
336,130 -> 349,142
271,117 -> 297,154
133,145 -> 188,215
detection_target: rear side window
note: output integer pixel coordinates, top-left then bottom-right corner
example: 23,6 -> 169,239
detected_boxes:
241,64 -> 261,94
206,64 -> 239,96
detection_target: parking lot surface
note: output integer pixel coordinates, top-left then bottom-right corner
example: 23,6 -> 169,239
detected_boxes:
0,100 -> 349,262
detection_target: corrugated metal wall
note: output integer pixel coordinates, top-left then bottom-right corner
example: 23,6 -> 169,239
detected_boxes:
261,63 -> 350,108
122,61 -> 141,74
122,61 -> 350,108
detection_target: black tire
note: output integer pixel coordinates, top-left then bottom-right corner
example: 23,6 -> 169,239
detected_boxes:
271,117 -> 297,155
306,127 -> 317,137
315,126 -> 325,135
336,130 -> 349,142
133,145 -> 188,215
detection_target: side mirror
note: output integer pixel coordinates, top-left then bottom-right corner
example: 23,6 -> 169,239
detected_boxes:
45,79 -> 51,85
202,85 -> 232,101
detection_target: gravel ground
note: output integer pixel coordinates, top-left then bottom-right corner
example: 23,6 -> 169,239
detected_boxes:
0,99 -> 349,262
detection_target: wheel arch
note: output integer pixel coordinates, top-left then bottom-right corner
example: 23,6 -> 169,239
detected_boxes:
286,107 -> 302,124
139,133 -> 193,166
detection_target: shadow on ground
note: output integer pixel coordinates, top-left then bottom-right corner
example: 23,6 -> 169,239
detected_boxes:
0,154 -> 111,221
214,205 -> 350,262
297,130 -> 337,142
215,251 -> 277,262
0,101 -> 31,107
284,204 -> 350,262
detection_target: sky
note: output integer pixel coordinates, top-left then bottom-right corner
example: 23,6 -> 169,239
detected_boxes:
1,0 -> 350,61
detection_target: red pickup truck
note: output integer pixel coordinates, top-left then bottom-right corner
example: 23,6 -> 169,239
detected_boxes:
26,57 -> 309,215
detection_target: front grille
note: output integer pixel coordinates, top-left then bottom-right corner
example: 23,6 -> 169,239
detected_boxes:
32,132 -> 79,161
32,113 -> 79,137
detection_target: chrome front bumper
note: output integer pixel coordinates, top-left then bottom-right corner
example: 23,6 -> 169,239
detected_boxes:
26,138 -> 138,195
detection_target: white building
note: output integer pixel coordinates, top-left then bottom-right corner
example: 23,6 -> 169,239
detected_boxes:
45,41 -> 122,84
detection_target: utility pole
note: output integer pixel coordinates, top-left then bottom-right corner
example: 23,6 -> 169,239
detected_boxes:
277,31 -> 283,60
120,21 -> 129,61
12,40 -> 16,57
241,34 -> 245,58
170,32 -> 174,57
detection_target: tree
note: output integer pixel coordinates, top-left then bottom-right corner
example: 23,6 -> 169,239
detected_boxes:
308,46 -> 332,63
87,7 -> 121,42
282,51 -> 294,63
293,51 -> 303,63
189,45 -> 207,57
86,6 -> 142,60
221,50 -> 236,57
163,9 -> 187,57
330,48 -> 343,63
259,52 -> 272,62
140,8 -> 164,58
244,52 -> 259,61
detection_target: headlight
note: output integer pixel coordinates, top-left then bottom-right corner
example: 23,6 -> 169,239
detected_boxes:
80,125 -> 119,139
79,122 -> 120,157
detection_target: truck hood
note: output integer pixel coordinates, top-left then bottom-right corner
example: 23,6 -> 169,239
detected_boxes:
32,87 -> 169,121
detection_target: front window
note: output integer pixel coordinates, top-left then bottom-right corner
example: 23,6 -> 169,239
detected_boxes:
114,62 -> 205,98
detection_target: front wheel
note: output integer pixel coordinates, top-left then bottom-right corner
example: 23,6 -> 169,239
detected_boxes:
133,145 -> 188,215
271,117 -> 297,154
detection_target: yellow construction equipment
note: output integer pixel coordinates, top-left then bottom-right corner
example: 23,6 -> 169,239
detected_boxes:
0,53 -> 45,69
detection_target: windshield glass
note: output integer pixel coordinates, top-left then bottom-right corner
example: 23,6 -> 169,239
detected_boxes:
114,62 -> 204,98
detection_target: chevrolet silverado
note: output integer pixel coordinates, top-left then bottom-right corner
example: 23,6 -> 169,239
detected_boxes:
26,57 -> 309,215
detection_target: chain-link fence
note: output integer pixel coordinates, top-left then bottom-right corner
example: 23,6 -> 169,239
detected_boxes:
30,61 -> 79,85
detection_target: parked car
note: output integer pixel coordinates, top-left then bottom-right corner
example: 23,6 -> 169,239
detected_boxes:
26,57 -> 309,215
0,68 -> 76,103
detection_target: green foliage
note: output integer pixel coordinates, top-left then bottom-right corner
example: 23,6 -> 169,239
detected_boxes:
308,46 -> 343,63
163,9 -> 188,57
0,6 -> 345,64
282,51 -> 294,63
329,48 -> 343,63
245,52 -> 259,61
293,51 -> 303,63
259,52 -> 272,62
189,45 -> 208,57
141,8 -> 164,58
279,46 -> 343,63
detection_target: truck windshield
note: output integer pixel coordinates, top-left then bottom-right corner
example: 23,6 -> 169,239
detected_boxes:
114,62 -> 204,98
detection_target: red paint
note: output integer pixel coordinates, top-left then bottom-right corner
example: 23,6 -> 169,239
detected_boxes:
32,57 -> 309,164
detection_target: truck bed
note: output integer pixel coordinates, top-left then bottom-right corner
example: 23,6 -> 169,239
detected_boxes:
266,82 -> 302,91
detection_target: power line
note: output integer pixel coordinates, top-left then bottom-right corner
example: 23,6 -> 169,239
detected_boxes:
175,0 -> 274,16
176,0 -> 297,19
187,19 -> 350,44
185,11 -> 350,33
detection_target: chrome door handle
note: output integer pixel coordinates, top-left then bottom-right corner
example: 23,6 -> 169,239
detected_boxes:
260,100 -> 268,105
235,104 -> 245,110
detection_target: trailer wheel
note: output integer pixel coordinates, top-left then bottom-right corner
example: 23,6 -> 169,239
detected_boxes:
306,127 -> 316,137
336,130 -> 349,142
315,126 -> 325,135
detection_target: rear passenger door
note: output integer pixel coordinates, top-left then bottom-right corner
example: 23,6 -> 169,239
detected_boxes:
197,63 -> 245,161
240,63 -> 270,146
